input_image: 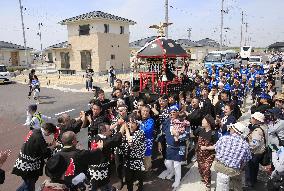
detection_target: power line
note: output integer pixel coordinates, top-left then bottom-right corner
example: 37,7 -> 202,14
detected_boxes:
169,5 -> 192,15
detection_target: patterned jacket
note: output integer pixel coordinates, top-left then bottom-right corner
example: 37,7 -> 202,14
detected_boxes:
12,129 -> 52,179
56,146 -> 102,187
88,133 -> 122,188
123,130 -> 145,171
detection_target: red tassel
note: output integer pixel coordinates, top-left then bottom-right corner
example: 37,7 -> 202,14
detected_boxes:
91,141 -> 98,151
24,131 -> 33,143
53,127 -> 61,140
65,158 -> 75,176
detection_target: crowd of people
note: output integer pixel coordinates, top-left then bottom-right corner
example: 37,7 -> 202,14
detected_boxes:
1,56 -> 284,191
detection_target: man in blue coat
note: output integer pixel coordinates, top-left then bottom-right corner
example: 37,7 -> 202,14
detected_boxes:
140,105 -> 155,171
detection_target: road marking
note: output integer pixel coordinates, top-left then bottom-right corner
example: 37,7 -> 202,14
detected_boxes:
54,109 -> 76,116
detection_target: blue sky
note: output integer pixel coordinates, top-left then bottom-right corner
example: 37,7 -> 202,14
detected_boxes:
0,0 -> 283,50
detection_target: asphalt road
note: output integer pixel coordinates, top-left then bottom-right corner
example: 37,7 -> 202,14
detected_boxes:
0,82 -> 93,190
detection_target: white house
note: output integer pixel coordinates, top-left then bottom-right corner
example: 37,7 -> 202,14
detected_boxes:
0,41 -> 33,66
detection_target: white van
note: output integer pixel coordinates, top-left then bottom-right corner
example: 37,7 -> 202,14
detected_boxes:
248,56 -> 262,65
0,65 -> 11,83
240,46 -> 252,60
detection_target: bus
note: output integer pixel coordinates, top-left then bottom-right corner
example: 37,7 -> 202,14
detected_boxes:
240,46 -> 252,60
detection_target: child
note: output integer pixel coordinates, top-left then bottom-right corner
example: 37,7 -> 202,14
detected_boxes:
24,104 -> 50,130
31,75 -> 41,104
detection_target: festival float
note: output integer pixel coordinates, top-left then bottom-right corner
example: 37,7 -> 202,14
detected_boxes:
131,22 -> 191,95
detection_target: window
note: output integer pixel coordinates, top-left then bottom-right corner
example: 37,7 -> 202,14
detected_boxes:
81,51 -> 92,70
60,52 -> 70,69
104,24 -> 109,33
47,53 -> 53,63
0,66 -> 7,72
111,54 -> 115,60
120,26 -> 124,34
79,25 -> 90,36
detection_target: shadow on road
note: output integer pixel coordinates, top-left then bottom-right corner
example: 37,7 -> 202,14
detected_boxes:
39,96 -> 55,99
39,100 -> 57,104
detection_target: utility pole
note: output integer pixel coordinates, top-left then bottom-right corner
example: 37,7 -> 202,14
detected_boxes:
165,0 -> 169,38
37,23 -> 43,64
187,28 -> 192,41
245,22 -> 248,45
240,11 -> 244,47
220,0 -> 224,50
19,0 -> 28,66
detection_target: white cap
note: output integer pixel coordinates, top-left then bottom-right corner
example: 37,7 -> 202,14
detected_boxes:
251,112 -> 265,123
231,122 -> 250,137
72,173 -> 86,186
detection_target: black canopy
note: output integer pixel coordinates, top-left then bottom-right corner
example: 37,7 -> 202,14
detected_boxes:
137,37 -> 188,58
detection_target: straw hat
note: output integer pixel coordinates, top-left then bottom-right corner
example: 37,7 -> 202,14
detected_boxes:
251,112 -> 265,123
230,122 -> 250,137
275,93 -> 284,101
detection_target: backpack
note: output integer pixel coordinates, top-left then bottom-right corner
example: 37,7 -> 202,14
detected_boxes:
258,127 -> 272,166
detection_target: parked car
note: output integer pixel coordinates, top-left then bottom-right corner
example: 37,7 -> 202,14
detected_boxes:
248,55 -> 263,65
0,65 -> 12,83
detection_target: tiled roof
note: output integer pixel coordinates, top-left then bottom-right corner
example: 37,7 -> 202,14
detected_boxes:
59,11 -> 136,25
129,36 -> 157,48
45,41 -> 69,50
0,41 -> 32,50
195,38 -> 220,47
130,37 -> 220,48
176,39 -> 202,48
268,42 -> 284,48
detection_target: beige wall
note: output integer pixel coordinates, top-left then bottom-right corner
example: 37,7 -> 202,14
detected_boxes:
68,34 -> 99,71
0,49 -> 32,66
63,20 -> 131,73
18,51 -> 32,66
97,32 -> 130,72
67,20 -> 130,37
53,49 -> 74,69
0,50 -> 11,66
